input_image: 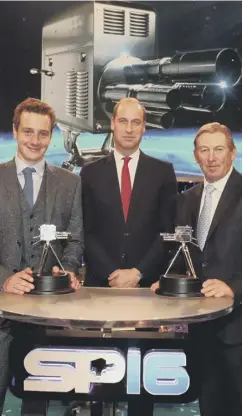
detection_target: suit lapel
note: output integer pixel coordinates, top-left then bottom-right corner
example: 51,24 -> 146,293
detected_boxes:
206,169 -> 241,242
126,152 -> 148,223
182,183 -> 203,236
2,159 -> 22,241
3,159 -> 22,219
106,154 -> 125,225
45,164 -> 58,223
107,152 -> 147,226
193,183 -> 204,228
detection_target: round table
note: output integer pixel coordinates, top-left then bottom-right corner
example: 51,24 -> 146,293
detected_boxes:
0,288 -> 234,416
0,287 -> 233,330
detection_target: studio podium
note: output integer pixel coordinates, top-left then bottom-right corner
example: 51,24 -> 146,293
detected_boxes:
0,288 -> 233,416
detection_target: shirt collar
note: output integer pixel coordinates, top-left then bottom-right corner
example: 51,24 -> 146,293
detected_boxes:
204,166 -> 233,193
15,154 -> 45,177
113,148 -> 140,163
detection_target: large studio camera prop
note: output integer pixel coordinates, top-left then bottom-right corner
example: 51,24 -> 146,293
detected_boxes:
36,2 -> 241,169
99,48 -> 241,119
156,226 -> 202,298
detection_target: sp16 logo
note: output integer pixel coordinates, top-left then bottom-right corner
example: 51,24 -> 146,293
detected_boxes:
24,347 -> 190,396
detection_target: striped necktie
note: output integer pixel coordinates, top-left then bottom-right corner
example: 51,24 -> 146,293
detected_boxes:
197,184 -> 215,251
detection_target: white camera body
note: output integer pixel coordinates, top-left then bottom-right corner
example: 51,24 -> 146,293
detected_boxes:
40,224 -> 57,242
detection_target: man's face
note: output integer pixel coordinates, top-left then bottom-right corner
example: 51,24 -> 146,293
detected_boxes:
111,102 -> 145,155
13,112 -> 52,164
194,131 -> 236,183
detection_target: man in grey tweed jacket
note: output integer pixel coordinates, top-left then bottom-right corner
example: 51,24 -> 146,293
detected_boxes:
0,97 -> 84,413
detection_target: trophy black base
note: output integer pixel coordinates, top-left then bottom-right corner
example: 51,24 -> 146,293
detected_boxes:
29,273 -> 74,295
155,274 -> 203,298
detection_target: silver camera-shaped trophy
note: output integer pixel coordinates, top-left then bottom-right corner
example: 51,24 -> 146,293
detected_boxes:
29,224 -> 73,295
156,226 -> 202,297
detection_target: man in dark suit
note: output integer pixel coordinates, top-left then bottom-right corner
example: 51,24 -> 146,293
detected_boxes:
81,97 -> 177,289
81,97 -> 177,415
0,98 -> 83,413
152,122 -> 241,416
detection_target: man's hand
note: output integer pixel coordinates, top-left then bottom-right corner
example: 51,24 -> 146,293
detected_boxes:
151,280 -> 160,292
52,266 -> 81,291
3,268 -> 34,295
108,268 -> 141,288
201,279 -> 234,298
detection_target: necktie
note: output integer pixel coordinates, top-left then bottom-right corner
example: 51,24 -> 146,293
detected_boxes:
121,157 -> 131,221
197,184 -> 215,251
22,167 -> 36,209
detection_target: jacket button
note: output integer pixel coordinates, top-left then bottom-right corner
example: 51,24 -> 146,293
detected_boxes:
202,262 -> 208,268
124,233 -> 130,237
121,253 -> 126,259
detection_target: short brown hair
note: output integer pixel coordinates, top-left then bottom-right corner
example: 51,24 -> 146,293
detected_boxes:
194,122 -> 236,151
112,98 -> 146,122
13,97 -> 56,131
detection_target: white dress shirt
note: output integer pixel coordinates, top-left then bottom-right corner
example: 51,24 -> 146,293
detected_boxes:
15,155 -> 45,204
113,148 -> 140,190
199,166 -> 233,226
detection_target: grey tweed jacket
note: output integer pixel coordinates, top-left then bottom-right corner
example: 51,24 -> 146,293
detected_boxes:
0,159 -> 84,286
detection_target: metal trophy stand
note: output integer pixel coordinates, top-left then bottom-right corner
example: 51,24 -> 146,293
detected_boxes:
29,224 -> 73,295
156,226 -> 202,297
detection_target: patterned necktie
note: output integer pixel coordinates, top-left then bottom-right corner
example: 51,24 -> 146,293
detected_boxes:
197,184 -> 215,251
22,167 -> 36,209
121,157 -> 132,221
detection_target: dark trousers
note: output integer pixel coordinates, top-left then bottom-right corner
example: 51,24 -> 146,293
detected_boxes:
0,328 -> 12,415
127,398 -> 153,416
192,335 -> 241,416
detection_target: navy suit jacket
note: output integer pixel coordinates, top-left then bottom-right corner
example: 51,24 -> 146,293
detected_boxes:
81,151 -> 177,287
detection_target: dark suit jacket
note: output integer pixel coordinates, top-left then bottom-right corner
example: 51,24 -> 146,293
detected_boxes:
81,151 -> 177,287
176,168 -> 242,345
0,159 -> 84,286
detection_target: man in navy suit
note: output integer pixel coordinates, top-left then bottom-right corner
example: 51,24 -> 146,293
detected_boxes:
81,97 -> 177,415
81,97 -> 177,289
152,122 -> 242,416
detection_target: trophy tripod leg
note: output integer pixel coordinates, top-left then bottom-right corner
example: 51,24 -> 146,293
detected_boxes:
182,244 -> 197,278
164,245 -> 183,276
37,244 -> 49,276
49,243 -> 66,273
